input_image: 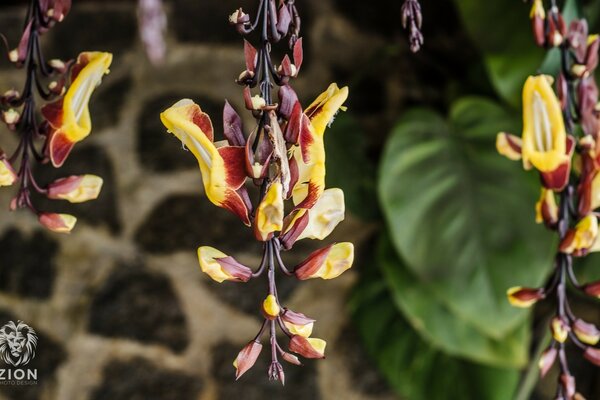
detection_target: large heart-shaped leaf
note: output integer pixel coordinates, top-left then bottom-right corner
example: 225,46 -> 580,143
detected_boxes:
378,98 -> 554,339
350,263 -> 521,400
378,234 -> 529,367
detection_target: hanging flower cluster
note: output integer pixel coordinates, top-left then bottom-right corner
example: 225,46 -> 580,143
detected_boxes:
497,1 -> 600,398
137,0 -> 167,65
160,0 -> 353,384
0,0 -> 112,233
401,0 -> 423,53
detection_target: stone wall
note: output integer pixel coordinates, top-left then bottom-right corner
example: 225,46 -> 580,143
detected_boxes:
0,1 -> 476,399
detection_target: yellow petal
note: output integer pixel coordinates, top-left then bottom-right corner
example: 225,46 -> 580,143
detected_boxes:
314,242 -> 354,280
284,321 -> 314,338
307,338 -> 327,354
521,75 -> 568,172
255,182 -> 284,240
263,294 -> 280,318
305,83 -> 349,136
298,188 -> 345,241
198,246 -> 233,283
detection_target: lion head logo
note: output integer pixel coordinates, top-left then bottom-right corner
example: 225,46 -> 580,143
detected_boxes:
0,321 -> 37,367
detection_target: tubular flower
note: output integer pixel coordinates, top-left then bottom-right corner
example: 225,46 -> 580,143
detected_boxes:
163,0 -> 352,383
46,174 -> 103,203
290,84 -> 349,209
559,214 -> 599,256
294,242 -> 354,280
197,246 -> 252,283
161,99 -> 250,225
42,52 -> 113,167
254,182 -> 284,241
38,212 -> 77,234
535,188 -> 558,227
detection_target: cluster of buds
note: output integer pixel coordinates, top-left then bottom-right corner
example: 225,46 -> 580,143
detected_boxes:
498,2 -> 600,398
401,0 -> 423,53
160,0 -> 353,384
0,0 -> 112,233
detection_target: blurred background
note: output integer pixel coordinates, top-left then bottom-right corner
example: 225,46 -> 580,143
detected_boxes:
0,0 -> 599,399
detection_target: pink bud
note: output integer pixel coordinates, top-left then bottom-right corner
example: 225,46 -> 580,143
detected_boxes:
288,335 -> 326,359
47,175 -> 103,203
233,341 -> 263,380
281,351 -> 302,366
573,319 -> 600,345
584,280 -> 600,297
584,347 -> 600,366
215,256 -> 252,282
38,212 -> 77,234
560,373 -> 576,399
538,347 -> 557,378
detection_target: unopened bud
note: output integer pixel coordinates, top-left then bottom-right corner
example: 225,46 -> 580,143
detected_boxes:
573,319 -> 600,345
551,317 -> 570,343
2,109 -> 20,126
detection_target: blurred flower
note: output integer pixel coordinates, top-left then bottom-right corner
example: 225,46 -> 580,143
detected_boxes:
138,0 -> 167,65
47,174 -> 103,203
539,347 -> 557,378
551,316 -> 570,343
573,319 -> 600,345
559,214 -> 599,256
38,212 -> 77,234
506,286 -> 545,308
289,335 -> 326,359
0,156 -> 17,187
535,188 -> 558,227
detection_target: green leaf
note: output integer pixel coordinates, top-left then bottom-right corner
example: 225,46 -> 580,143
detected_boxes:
324,113 -> 378,220
351,261 -> 521,400
454,0 -> 545,106
378,98 -> 554,339
378,234 -> 529,367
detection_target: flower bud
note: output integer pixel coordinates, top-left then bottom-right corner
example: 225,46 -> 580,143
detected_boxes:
535,188 -> 558,228
281,309 -> 315,337
559,214 -> 599,256
250,95 -> 266,110
1,89 -> 20,105
561,373 -> 576,399
47,174 -> 103,203
538,347 -> 557,378
233,341 -> 262,380
38,213 -> 77,234
294,242 -> 354,280
530,0 -> 546,47
48,59 -> 68,73
289,335 -> 326,359
551,316 -> 570,343
197,246 -> 252,283
573,319 -> 600,345
281,351 -> 302,366
0,157 -> 17,187
571,63 -> 588,78
584,347 -> 600,366
506,286 -> 545,308
268,361 -> 285,384
48,79 -> 66,96
583,280 -> 600,297
228,8 -> 249,25
262,294 -> 280,319
254,182 -> 284,241
2,109 -> 20,126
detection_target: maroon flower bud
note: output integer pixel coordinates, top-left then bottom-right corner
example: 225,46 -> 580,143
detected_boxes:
233,341 -> 263,380
281,351 -> 302,366
539,347 -> 557,378
584,347 -> 600,366
268,361 -> 285,385
289,335 -> 326,359
583,280 -> 600,298
222,101 -> 245,147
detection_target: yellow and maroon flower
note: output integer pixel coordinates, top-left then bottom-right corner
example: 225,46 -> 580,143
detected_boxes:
497,76 -> 574,191
47,174 -> 103,203
559,214 -> 599,256
522,75 -> 572,189
42,52 -> 113,167
161,99 -> 251,225
535,188 -> 558,227
254,181 -> 284,241
38,212 -> 77,234
573,319 -> 600,345
290,83 -> 348,210
551,316 -> 570,343
233,341 -> 263,380
507,286 -> 545,308
197,246 -> 252,283
281,309 -> 315,337
288,335 -> 326,359
294,242 -> 354,280
280,188 -> 345,249
530,0 -> 546,46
